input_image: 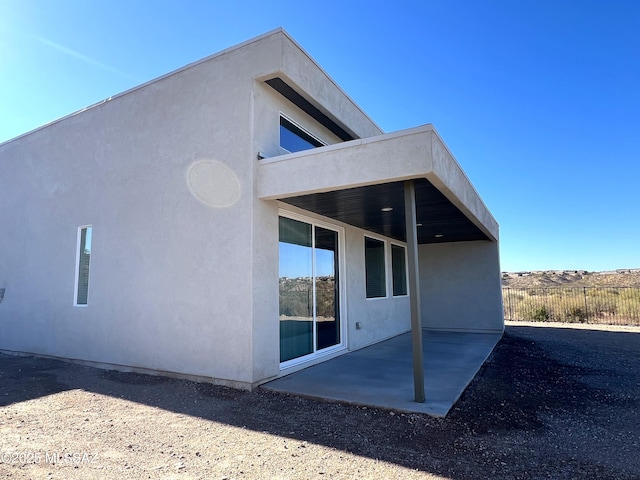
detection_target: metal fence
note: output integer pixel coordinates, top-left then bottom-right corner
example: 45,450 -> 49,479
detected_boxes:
503,287 -> 640,326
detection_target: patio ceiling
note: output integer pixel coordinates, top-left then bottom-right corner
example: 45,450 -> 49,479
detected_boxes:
259,125 -> 499,244
281,178 -> 489,244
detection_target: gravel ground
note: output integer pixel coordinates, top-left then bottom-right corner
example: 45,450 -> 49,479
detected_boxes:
1,323 -> 639,479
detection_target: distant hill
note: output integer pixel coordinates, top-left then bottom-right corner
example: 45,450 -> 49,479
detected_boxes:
502,269 -> 640,288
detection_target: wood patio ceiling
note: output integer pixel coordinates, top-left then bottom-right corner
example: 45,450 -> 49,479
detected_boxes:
281,178 -> 489,244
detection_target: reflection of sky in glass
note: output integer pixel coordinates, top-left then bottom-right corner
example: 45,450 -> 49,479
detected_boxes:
85,227 -> 92,254
280,125 -> 316,153
279,243 -> 334,278
315,248 -> 335,277
279,243 -> 311,278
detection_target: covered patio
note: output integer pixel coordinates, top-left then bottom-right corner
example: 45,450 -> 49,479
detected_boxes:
260,123 -> 503,406
263,330 -> 501,417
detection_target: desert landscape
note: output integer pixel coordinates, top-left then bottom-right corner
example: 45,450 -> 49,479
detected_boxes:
502,269 -> 640,288
502,269 -> 640,325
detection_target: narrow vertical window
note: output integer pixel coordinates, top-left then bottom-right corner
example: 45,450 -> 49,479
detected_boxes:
75,226 -> 92,306
392,244 -> 408,296
365,237 -> 386,298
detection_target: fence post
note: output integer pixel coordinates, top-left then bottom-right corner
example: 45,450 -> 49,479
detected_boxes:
583,287 -> 589,322
508,288 -> 513,320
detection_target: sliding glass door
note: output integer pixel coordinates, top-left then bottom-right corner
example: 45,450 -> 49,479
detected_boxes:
279,215 -> 341,364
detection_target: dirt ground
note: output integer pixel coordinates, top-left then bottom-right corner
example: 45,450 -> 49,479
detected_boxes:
1,323 -> 639,479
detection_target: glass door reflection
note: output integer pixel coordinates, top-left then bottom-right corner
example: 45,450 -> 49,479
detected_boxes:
315,227 -> 339,350
279,216 -> 341,364
279,217 -> 314,362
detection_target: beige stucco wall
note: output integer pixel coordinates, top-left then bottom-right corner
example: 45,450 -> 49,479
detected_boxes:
419,241 -> 504,332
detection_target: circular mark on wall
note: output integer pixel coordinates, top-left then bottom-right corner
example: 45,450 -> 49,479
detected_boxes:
187,160 -> 241,207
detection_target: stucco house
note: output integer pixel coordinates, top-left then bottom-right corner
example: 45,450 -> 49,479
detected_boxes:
0,29 -> 503,392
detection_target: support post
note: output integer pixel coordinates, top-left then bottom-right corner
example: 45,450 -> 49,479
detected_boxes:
404,180 -> 425,403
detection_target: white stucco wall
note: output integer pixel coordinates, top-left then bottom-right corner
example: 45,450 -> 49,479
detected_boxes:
0,29 -> 393,387
0,31 -> 282,386
264,204 -> 412,360
249,83 -> 347,383
418,241 -> 504,332
0,28 -> 502,388
248,42 -> 392,383
343,230 -> 412,350
258,126 -> 499,243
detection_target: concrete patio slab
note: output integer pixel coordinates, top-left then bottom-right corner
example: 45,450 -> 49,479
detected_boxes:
262,330 -> 502,417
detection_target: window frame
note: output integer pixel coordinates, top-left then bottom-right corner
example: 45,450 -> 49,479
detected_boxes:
391,243 -> 408,297
74,225 -> 92,306
364,235 -> 387,299
278,209 -> 347,370
279,113 -> 326,153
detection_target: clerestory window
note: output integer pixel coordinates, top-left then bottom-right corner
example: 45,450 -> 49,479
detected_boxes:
280,116 -> 325,153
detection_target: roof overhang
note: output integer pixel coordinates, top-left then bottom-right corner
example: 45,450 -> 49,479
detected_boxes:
258,125 -> 498,244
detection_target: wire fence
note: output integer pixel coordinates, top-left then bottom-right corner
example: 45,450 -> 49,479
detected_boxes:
503,287 -> 640,326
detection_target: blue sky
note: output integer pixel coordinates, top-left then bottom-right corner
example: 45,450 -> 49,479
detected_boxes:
1,0 -> 638,272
